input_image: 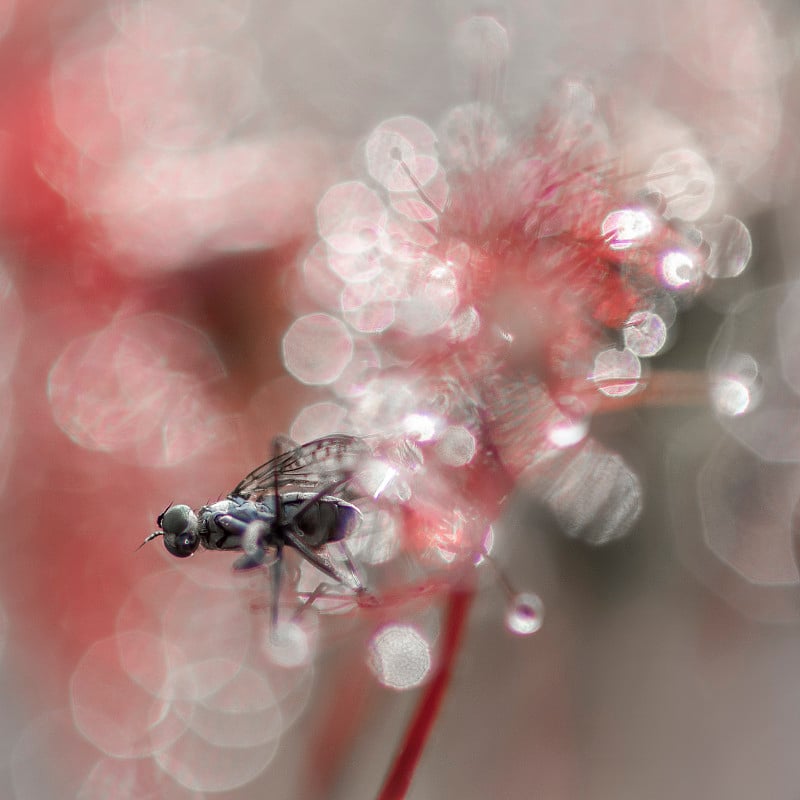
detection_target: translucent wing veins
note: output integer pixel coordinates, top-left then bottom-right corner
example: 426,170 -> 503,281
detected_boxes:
231,435 -> 370,501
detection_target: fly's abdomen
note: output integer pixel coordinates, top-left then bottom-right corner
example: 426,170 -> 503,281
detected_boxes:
290,499 -> 360,547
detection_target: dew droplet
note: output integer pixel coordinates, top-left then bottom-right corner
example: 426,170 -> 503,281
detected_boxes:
623,310 -> 668,357
290,401 -> 348,444
601,208 -> 653,250
661,250 -> 701,291
505,592 -> 544,635
282,313 -> 353,385
436,425 -> 477,466
317,181 -> 385,254
591,347 -> 642,397
646,148 -> 715,221
70,636 -> 189,758
263,620 -> 316,669
438,103 -> 507,171
702,216 -> 752,279
367,624 -> 432,690
710,352 -> 761,417
365,116 -> 438,193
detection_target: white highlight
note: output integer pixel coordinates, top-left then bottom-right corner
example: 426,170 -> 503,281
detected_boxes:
372,466 -> 398,499
711,353 -> 760,417
368,624 -> 432,690
601,209 -> 653,250
505,593 -> 544,635
548,418 -> 589,448
403,413 -> 437,442
661,250 -> 701,290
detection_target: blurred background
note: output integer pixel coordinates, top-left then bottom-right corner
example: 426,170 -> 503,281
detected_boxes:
3,0 -> 800,798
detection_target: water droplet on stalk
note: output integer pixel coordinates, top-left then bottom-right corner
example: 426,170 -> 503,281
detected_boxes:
505,592 -> 544,635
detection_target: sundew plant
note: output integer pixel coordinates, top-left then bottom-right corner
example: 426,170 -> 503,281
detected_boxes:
3,2 -> 798,800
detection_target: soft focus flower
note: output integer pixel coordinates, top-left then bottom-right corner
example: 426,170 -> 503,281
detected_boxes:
284,68 -> 752,602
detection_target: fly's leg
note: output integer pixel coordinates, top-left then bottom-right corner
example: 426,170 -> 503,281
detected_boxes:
227,519 -> 286,631
282,476 -> 362,580
330,540 -> 366,593
223,516 -> 286,629
292,581 -> 375,620
294,584 -> 378,619
270,543 -> 283,632
283,527 -> 359,588
224,517 -> 271,570
292,582 -> 341,621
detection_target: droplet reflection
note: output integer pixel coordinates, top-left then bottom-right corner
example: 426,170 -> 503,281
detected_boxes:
710,353 -> 760,418
436,425 -> 477,466
623,311 -> 667,357
712,377 -> 753,417
282,313 -> 354,385
76,756 -> 203,800
438,103 -> 507,171
601,209 -> 652,250
647,148 -> 715,221
591,348 -> 642,397
505,592 -> 544,635
264,620 -> 317,669
155,726 -> 277,793
368,624 -> 432,690
661,251 -> 701,290
290,401 -> 348,443
70,636 -> 188,758
47,314 -> 226,465
317,181 -> 385,254
365,116 -> 439,193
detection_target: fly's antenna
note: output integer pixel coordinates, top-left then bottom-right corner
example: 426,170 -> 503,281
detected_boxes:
135,531 -> 163,552
156,501 -> 174,528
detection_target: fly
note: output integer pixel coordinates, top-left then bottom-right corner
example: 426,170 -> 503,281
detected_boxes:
142,434 -> 370,627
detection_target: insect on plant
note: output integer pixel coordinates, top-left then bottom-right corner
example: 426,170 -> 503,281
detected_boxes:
141,434 -> 371,627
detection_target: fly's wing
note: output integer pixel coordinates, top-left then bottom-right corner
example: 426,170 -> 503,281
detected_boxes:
231,435 -> 370,502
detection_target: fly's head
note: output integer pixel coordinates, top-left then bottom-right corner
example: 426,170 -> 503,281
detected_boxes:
152,504 -> 200,557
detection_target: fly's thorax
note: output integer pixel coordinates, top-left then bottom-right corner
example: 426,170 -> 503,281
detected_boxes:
201,498 -> 243,516
201,499 -> 269,551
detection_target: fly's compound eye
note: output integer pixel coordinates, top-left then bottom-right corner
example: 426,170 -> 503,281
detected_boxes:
161,504 -> 196,534
160,505 -> 200,558
164,529 -> 200,558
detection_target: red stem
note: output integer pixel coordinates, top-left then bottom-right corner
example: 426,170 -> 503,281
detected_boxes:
593,369 -> 710,413
376,585 -> 475,800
